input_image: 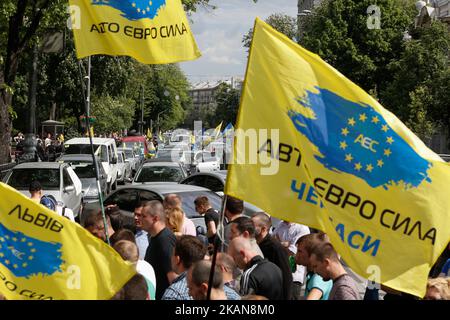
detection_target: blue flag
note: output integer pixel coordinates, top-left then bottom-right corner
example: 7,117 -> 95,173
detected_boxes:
0,223 -> 64,278
288,87 -> 432,189
92,0 -> 166,20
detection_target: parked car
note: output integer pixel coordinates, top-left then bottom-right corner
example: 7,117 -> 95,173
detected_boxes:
57,154 -> 108,203
133,161 -> 188,184
179,170 -> 277,225
82,184 -> 223,234
439,154 -> 450,162
155,148 -> 190,169
119,136 -> 151,159
3,162 -> 83,216
64,137 -> 119,194
180,170 -> 227,194
118,147 -> 140,176
192,150 -> 221,173
116,151 -> 132,184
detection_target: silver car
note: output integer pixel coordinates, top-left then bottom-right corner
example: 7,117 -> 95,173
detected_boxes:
116,151 -> 132,184
3,162 -> 83,217
57,154 -> 108,203
118,147 -> 140,176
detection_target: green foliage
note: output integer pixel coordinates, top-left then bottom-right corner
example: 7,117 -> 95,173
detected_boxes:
209,83 -> 240,126
405,86 -> 435,141
299,0 -> 450,145
243,13 -> 297,51
90,95 -> 135,134
300,0 -> 416,94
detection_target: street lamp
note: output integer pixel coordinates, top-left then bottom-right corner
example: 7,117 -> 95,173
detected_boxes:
157,110 -> 167,134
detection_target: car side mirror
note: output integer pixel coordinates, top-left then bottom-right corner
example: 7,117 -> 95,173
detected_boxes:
64,185 -> 75,193
111,157 -> 117,164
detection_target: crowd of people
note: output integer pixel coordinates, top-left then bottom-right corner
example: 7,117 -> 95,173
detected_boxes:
76,194 -> 450,301
0,179 -> 448,301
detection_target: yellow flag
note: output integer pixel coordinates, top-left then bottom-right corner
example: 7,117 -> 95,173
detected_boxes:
146,128 -> 152,140
0,183 -> 136,300
225,18 -> 450,298
69,0 -> 201,64
214,122 -> 223,139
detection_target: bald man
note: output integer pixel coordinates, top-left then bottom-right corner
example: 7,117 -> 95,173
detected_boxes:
228,237 -> 283,300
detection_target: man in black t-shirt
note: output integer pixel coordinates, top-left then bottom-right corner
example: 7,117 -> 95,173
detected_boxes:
136,200 -> 176,300
228,237 -> 283,300
194,196 -> 219,244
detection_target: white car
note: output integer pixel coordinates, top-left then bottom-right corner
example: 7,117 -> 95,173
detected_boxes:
118,147 -> 140,176
64,137 -> 119,194
116,151 -> 132,184
3,162 -> 83,217
193,151 -> 221,173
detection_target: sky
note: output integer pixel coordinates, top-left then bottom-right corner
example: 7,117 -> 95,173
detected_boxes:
179,0 -> 298,83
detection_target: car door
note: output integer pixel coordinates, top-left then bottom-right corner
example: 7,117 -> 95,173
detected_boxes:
62,167 -> 77,211
103,188 -> 139,218
137,190 -> 162,203
180,175 -> 208,188
203,176 -> 224,193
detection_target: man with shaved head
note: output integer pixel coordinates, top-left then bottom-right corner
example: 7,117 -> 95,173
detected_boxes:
187,260 -> 227,300
137,200 -> 176,300
228,237 -> 283,300
252,212 -> 293,300
163,194 -> 196,236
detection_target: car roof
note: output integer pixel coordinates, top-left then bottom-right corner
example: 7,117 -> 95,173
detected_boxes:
13,162 -> 66,169
117,183 -> 212,194
185,170 -> 227,179
121,136 -> 147,142
142,162 -> 181,167
58,154 -> 97,162
65,137 -> 115,145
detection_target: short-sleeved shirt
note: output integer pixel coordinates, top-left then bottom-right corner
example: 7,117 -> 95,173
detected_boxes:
204,208 -> 219,228
304,272 -> 333,300
144,227 -> 176,300
182,216 -> 197,236
441,259 -> 450,277
329,274 -> 361,300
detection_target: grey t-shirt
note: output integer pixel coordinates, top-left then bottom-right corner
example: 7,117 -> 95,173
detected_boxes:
329,274 -> 361,300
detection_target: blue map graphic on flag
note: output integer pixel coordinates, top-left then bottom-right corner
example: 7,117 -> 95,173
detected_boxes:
0,223 -> 64,278
92,0 -> 166,21
288,87 -> 432,189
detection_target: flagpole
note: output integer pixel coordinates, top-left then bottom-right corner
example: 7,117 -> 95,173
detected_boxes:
78,56 -> 110,245
206,194 -> 228,300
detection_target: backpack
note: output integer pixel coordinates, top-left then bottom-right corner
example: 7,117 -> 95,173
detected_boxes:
40,194 -> 58,211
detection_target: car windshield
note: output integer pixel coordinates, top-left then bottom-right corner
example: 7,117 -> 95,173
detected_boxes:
156,150 -> 182,161
8,168 -> 60,190
196,153 -> 216,162
135,166 -> 184,182
72,163 -> 96,179
64,144 -> 108,162
170,191 -> 222,218
123,150 -> 134,158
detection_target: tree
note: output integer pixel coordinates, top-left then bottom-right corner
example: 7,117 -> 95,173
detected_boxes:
0,0 -> 57,163
1,0 -> 253,163
90,95 -> 135,135
243,13 -> 297,50
209,83 -> 240,126
381,21 -> 450,135
300,0 -> 417,93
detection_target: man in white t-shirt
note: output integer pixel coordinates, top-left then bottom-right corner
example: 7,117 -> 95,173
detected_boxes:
273,220 -> 310,299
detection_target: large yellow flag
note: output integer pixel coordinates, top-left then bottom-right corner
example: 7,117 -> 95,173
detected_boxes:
225,18 -> 450,298
0,183 -> 136,300
69,0 -> 201,64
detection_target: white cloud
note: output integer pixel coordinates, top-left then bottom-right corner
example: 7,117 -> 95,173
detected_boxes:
180,0 -> 298,82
